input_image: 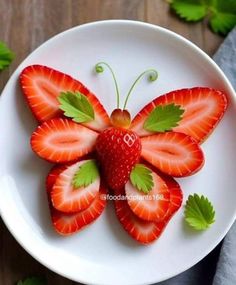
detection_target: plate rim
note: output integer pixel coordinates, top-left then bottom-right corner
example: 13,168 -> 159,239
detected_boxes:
0,19 -> 236,285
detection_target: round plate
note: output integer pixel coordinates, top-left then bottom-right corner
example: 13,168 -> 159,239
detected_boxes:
0,20 -> 235,285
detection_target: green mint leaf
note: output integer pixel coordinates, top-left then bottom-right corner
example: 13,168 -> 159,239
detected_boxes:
171,0 -> 208,21
171,0 -> 236,35
210,13 -> 236,35
143,103 -> 184,133
209,0 -> 236,35
73,160 -> 99,188
0,41 -> 14,71
58,91 -> 94,123
184,194 -> 215,230
130,164 -> 154,194
17,276 -> 46,285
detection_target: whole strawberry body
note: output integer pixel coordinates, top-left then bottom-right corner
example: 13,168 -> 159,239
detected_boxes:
96,127 -> 141,190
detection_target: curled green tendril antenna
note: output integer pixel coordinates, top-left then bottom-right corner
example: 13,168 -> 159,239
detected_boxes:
123,69 -> 158,110
95,62 -> 120,109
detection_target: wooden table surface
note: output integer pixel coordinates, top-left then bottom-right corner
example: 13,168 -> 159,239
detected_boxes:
0,1 -> 224,284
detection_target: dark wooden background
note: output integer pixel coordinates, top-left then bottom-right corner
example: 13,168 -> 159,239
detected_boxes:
0,0 -> 224,284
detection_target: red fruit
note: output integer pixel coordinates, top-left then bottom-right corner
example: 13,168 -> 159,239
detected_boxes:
46,164 -> 68,193
156,171 -> 183,219
114,199 -> 163,244
20,65 -> 110,131
165,186 -> 183,219
51,185 -> 106,235
125,168 -> 170,221
31,118 -> 98,163
96,127 -> 141,190
51,160 -> 100,213
46,165 -> 106,235
141,132 -> 204,177
131,87 -> 228,143
140,162 -> 183,218
114,173 -> 183,244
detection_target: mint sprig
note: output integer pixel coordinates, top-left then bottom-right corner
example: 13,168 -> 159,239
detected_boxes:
144,103 -> 184,133
58,91 -> 94,123
185,193 -> 215,230
171,0 -> 236,36
130,164 -> 154,194
0,41 -> 14,71
73,160 -> 99,188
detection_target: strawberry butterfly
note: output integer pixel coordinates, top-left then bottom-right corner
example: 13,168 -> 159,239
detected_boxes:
20,64 -> 227,244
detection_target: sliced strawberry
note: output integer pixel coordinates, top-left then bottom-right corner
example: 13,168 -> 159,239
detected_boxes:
46,165 -> 106,235
51,185 -> 106,235
137,163 -> 183,219
114,199 -> 164,244
51,160 -> 100,213
46,164 -> 68,193
165,186 -> 182,218
20,65 -> 110,131
141,132 -> 204,177
125,167 -> 170,221
156,171 -> 183,219
31,118 -> 98,163
115,174 -> 183,244
131,87 -> 228,143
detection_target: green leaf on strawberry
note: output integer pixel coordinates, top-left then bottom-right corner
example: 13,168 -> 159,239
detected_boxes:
0,41 -> 14,71
58,91 -> 95,123
185,193 -> 215,230
130,164 -> 154,194
17,276 -> 46,285
73,160 -> 99,188
143,103 -> 184,132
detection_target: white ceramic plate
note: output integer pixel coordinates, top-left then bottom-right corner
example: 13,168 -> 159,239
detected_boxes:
0,20 -> 235,285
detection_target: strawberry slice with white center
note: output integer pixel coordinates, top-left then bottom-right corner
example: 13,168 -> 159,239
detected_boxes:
31,118 -> 98,163
51,160 -> 100,213
51,187 -> 106,235
115,172 -> 183,244
125,168 -> 170,221
20,65 -> 110,131
114,199 -> 163,244
46,164 -> 106,235
131,87 -> 228,143
141,132 -> 204,177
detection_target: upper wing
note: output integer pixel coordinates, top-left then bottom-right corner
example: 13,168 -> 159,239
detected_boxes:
20,65 -> 110,132
131,87 -> 228,143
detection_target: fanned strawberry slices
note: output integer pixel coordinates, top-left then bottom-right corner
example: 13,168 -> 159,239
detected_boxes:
125,168 -> 170,221
20,65 -> 110,131
20,64 -> 228,244
131,87 -> 227,143
115,170 -> 183,244
46,164 -> 106,235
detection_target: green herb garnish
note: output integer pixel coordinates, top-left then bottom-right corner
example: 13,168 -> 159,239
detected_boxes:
185,193 -> 216,230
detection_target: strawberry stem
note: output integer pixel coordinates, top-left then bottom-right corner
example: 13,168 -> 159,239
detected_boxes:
123,69 -> 158,110
95,62 -> 120,108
